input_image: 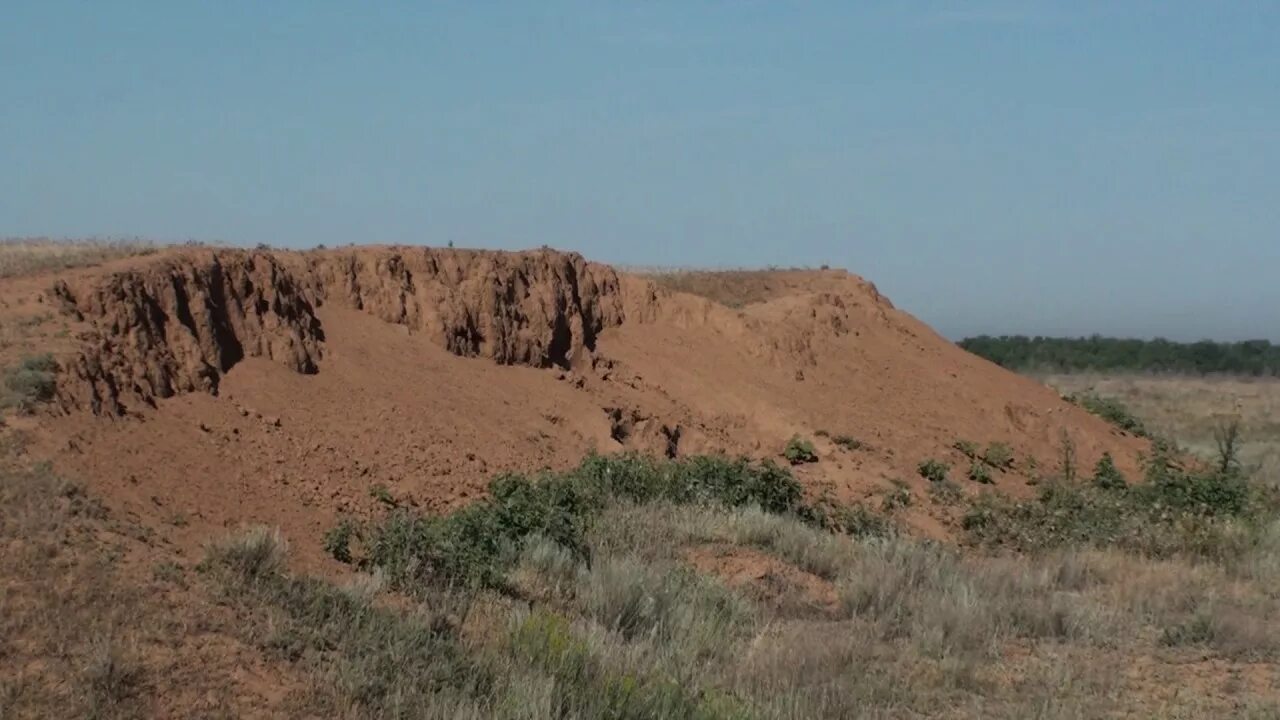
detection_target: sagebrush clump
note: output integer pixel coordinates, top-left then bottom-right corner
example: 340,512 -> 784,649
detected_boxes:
784,436 -> 818,464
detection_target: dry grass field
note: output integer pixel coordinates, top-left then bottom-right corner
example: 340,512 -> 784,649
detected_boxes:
0,238 -> 157,279
1043,374 -> 1280,482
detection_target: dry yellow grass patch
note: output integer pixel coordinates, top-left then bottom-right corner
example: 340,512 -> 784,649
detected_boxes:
0,237 -> 157,279
1043,373 -> 1280,479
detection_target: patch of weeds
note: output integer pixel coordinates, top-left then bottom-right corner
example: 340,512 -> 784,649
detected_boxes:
964,452 -> 1265,558
368,484 -> 397,507
1069,393 -> 1149,437
1092,452 -> 1127,490
323,520 -> 359,564
917,459 -> 950,483
1160,614 -> 1216,647
928,478 -> 965,505
152,561 -> 185,585
982,442 -> 1015,470
508,610 -> 749,719
2,354 -> 57,413
205,526 -> 491,715
828,504 -> 895,538
881,480 -> 912,511
81,637 -> 143,716
953,440 -> 978,459
784,436 -> 818,465
832,435 -> 863,451
967,462 -> 993,484
350,454 -> 809,591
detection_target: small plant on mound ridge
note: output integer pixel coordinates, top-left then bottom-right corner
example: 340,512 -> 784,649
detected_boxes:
917,459 -> 950,484
784,436 -> 818,465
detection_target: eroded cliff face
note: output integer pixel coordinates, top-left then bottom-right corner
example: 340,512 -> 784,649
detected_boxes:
296,247 -> 627,370
49,247 -> 634,415
51,252 -> 324,415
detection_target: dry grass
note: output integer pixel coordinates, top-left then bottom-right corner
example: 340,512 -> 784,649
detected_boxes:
1043,373 -> 1280,480
0,435 -> 310,719
641,268 -> 816,308
0,237 -> 157,278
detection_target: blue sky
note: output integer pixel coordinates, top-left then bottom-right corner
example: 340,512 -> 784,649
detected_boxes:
3,2 -> 1277,340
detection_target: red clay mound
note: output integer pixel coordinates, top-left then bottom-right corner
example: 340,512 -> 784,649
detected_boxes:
0,246 -> 1148,565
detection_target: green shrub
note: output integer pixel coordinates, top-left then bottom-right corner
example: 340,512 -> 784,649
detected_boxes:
928,478 -> 965,505
368,484 -> 397,507
351,454 -> 809,592
982,442 -> 1015,470
881,482 -> 912,511
827,503 -> 895,538
323,520 -> 358,563
963,452 -> 1264,558
784,436 -> 818,465
1070,393 -> 1149,437
832,435 -> 863,451
952,440 -> 978,459
917,459 -> 949,483
205,526 -> 287,581
2,354 -> 57,412
967,462 -> 993,484
1092,453 -> 1127,490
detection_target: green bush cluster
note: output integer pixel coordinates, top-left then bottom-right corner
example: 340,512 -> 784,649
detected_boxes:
982,442 -> 1015,470
1070,393 -> 1149,437
967,462 -> 993,484
962,452 -> 1265,559
330,453 -> 813,591
917,459 -> 950,484
952,440 -> 978,459
783,436 -> 818,464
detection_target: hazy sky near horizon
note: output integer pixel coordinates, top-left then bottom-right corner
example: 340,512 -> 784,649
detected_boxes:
3,2 -> 1277,340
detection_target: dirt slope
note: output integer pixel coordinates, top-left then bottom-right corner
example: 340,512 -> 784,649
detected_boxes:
0,246 -> 1148,565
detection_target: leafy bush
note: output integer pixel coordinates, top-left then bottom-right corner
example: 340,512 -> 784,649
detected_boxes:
917,459 -> 949,483
963,453 -> 1265,558
1092,453 -> 1126,490
982,442 -> 1015,470
323,520 -> 358,563
967,462 -> 993,484
784,436 -> 818,465
952,440 -> 978,459
349,454 -> 809,591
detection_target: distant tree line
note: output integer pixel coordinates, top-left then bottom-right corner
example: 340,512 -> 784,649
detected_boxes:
959,335 -> 1280,376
